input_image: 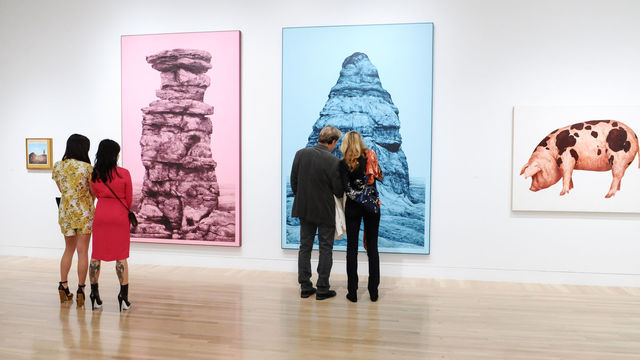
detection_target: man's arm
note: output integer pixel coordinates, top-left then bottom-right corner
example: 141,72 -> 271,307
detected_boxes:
290,151 -> 300,195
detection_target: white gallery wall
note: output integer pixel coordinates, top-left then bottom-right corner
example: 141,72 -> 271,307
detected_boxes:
1,0 -> 639,286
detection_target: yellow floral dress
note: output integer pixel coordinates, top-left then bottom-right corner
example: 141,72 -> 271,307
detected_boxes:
52,159 -> 95,236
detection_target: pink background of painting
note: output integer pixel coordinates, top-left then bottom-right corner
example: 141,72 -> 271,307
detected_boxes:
121,31 -> 240,246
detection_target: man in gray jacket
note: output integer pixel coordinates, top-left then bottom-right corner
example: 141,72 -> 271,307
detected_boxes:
290,126 -> 343,300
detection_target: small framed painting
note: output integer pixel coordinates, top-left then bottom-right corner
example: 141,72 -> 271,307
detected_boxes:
25,138 -> 53,170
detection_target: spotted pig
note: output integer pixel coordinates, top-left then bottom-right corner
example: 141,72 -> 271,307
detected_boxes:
520,120 -> 639,198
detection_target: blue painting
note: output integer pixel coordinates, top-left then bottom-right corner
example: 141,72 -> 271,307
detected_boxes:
281,23 -> 433,254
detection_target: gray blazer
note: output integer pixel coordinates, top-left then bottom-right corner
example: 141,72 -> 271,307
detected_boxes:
290,144 -> 343,225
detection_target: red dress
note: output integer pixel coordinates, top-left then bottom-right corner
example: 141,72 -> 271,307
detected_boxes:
91,167 -> 132,261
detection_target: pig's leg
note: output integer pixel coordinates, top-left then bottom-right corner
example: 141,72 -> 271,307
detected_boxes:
560,170 -> 574,195
606,161 -> 629,198
559,154 -> 576,196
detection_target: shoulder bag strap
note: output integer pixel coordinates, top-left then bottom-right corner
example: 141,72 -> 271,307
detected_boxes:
102,180 -> 131,213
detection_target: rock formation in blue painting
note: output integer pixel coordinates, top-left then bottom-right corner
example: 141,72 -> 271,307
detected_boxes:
287,52 -> 425,250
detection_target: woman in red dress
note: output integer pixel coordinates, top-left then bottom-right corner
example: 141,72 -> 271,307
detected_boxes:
88,139 -> 133,312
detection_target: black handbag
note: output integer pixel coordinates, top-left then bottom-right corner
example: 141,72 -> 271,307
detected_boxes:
103,181 -> 138,228
347,174 -> 380,214
356,175 -> 380,214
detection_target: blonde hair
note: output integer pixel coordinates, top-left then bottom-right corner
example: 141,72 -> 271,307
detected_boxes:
340,131 -> 367,171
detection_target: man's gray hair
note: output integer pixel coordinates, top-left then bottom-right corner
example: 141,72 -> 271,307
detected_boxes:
318,126 -> 342,144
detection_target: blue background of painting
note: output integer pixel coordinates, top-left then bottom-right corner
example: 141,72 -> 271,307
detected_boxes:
28,142 -> 48,155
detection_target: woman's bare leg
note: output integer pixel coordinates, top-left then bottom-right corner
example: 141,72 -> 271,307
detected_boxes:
75,234 -> 91,285
116,260 -> 128,285
89,259 -> 101,285
89,258 -> 103,309
117,259 -> 131,310
60,236 -> 78,285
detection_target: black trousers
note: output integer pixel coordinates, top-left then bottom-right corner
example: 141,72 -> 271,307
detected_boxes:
345,203 -> 380,295
298,219 -> 335,293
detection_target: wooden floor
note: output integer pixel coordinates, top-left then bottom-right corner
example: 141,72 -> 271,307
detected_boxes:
0,256 -> 638,359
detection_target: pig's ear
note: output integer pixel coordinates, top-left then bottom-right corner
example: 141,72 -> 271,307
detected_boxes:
521,162 -> 541,178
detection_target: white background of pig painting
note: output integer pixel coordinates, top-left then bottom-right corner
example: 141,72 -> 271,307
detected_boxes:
513,105 -> 640,213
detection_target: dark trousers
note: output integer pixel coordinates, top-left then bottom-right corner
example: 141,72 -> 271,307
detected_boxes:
298,219 -> 335,293
345,206 -> 380,295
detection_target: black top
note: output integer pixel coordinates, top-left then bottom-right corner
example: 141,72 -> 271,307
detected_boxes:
340,156 -> 367,190
339,156 -> 378,217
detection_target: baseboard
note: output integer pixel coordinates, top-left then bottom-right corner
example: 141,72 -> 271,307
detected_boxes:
2,245 -> 638,287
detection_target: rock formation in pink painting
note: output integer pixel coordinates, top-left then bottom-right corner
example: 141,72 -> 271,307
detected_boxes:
133,49 -> 235,241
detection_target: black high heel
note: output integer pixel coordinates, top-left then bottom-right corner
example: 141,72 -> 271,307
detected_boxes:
76,284 -> 86,307
58,281 -> 73,303
118,284 -> 131,312
90,283 -> 103,310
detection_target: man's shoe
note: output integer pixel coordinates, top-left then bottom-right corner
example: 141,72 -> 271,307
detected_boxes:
301,288 -> 317,298
316,290 -> 336,300
346,292 -> 357,303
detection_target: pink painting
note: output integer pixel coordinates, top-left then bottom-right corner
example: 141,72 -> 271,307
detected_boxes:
121,31 -> 241,246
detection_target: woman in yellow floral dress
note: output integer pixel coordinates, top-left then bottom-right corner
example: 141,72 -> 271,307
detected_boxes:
52,134 -> 94,306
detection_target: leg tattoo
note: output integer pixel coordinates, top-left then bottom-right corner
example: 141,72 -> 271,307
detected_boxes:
89,259 -> 101,284
116,261 -> 125,285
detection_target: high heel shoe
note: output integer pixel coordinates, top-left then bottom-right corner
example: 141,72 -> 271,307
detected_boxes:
118,284 -> 131,312
58,281 -> 73,303
90,283 -> 103,310
76,284 -> 86,307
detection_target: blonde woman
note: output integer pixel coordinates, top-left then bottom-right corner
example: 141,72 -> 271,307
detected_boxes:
339,131 -> 383,302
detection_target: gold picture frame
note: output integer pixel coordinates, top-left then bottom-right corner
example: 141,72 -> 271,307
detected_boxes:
25,138 -> 53,170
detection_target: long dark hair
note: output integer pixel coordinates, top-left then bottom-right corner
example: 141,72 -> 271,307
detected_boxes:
92,139 -> 120,183
62,134 -> 91,164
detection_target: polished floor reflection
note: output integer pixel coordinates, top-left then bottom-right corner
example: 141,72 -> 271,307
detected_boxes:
0,256 -> 638,359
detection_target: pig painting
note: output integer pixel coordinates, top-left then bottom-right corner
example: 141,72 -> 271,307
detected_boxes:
520,120 -> 639,198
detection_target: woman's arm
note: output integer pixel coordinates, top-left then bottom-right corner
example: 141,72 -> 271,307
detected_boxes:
124,169 -> 133,208
338,161 -> 349,193
366,149 -> 384,183
88,182 -> 96,202
87,166 -> 96,201
52,165 -> 62,192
